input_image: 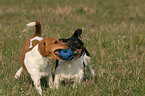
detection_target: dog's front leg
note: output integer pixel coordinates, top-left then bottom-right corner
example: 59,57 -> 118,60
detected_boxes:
47,74 -> 54,89
35,80 -> 42,95
73,78 -> 82,89
73,70 -> 84,88
31,75 -> 42,95
54,74 -> 62,89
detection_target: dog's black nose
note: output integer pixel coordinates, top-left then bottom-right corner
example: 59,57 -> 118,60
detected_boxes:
71,47 -> 76,51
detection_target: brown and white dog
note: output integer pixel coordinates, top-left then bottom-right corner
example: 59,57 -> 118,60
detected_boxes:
15,21 -> 68,95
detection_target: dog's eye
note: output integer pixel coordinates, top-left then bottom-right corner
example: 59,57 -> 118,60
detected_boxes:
54,41 -> 58,44
75,41 -> 78,44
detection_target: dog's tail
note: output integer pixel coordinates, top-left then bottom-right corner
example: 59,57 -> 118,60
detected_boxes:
27,21 -> 41,36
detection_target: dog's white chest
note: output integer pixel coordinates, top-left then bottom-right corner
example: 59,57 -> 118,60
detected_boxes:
55,56 -> 84,79
24,45 -> 50,77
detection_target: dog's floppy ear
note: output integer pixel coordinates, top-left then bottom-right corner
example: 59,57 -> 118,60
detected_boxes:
71,29 -> 82,38
38,41 -> 47,56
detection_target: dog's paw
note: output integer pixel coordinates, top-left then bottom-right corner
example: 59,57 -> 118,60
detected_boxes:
14,75 -> 19,79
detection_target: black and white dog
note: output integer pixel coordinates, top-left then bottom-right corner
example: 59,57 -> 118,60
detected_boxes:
54,29 -> 96,88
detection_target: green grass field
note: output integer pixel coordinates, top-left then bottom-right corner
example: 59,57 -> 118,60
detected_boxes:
0,0 -> 145,95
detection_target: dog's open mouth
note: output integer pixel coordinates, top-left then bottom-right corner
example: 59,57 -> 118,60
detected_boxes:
54,49 -> 62,56
54,49 -> 80,60
54,49 -> 77,60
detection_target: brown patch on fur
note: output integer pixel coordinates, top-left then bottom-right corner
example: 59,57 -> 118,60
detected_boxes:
34,21 -> 41,36
75,48 -> 83,59
38,37 -> 68,60
20,36 -> 41,74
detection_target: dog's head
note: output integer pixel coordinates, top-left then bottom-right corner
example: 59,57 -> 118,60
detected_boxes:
59,29 -> 84,59
38,37 -> 69,60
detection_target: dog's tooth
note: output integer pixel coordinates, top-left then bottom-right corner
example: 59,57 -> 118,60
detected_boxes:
55,51 -> 59,55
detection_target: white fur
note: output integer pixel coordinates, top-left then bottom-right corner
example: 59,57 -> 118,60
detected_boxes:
27,22 -> 36,27
29,36 -> 43,48
54,54 -> 96,89
83,54 -> 96,78
15,67 -> 23,79
15,44 -> 53,95
54,56 -> 84,89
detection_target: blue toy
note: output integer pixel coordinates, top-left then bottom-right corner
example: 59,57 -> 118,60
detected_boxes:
59,49 -> 73,60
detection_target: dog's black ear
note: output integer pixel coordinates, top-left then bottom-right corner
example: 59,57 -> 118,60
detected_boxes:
59,38 -> 69,43
71,29 -> 82,38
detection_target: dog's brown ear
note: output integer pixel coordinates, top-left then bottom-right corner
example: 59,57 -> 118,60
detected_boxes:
38,41 -> 47,56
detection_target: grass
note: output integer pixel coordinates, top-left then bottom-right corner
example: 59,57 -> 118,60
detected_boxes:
0,0 -> 145,95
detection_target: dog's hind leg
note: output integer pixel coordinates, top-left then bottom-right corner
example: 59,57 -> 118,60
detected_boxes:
83,54 -> 96,78
15,67 -> 23,79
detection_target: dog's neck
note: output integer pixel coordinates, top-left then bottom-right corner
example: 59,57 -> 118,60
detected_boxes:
28,44 -> 49,61
59,55 -> 84,66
